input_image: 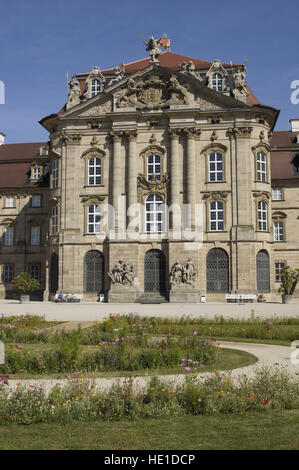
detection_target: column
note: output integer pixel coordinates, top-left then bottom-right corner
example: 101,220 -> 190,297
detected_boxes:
126,130 -> 138,232
169,129 -> 181,235
110,131 -> 124,233
184,128 -> 201,230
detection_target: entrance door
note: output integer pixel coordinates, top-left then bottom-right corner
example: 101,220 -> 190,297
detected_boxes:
144,249 -> 166,293
84,250 -> 105,293
206,248 -> 229,292
256,250 -> 270,292
50,253 -> 58,293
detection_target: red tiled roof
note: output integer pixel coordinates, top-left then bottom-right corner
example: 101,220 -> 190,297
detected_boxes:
0,142 -> 47,161
270,131 -> 298,148
270,131 -> 299,179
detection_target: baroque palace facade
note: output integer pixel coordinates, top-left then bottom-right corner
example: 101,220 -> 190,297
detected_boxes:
1,42 -> 299,302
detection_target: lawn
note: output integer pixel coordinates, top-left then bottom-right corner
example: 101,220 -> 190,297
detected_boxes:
0,410 -> 298,450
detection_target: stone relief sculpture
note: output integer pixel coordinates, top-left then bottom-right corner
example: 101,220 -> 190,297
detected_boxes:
116,73 -> 190,110
66,76 -> 81,109
169,258 -> 197,287
108,260 -> 135,286
108,63 -> 126,86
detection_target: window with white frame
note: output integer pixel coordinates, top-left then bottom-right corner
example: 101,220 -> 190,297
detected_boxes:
32,195 -> 41,207
258,201 -> 268,231
209,200 -> 224,231
4,226 -> 14,246
52,160 -> 58,188
5,196 -> 14,208
29,264 -> 40,280
32,167 -> 41,180
145,193 -> 164,233
257,152 -> 267,182
272,188 -> 283,201
147,155 -> 161,181
212,73 -> 223,91
51,207 -> 57,235
88,157 -> 102,185
275,262 -> 285,282
91,79 -> 101,97
88,204 -> 101,234
273,221 -> 284,241
3,264 -> 13,283
31,226 -> 40,246
208,152 -> 223,182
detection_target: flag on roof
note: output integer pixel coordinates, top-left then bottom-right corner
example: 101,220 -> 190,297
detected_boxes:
160,37 -> 170,51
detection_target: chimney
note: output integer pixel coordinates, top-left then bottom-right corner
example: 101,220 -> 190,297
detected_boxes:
290,119 -> 299,143
0,132 -> 5,146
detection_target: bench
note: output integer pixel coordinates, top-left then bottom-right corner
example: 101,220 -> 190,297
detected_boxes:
54,293 -> 83,303
226,294 -> 256,303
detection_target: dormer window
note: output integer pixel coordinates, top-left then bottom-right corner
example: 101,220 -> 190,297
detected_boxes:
212,73 -> 223,92
91,79 -> 101,97
31,162 -> 43,181
33,167 -> 41,179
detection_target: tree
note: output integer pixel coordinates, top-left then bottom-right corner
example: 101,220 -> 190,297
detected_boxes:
278,265 -> 299,295
12,272 -> 40,295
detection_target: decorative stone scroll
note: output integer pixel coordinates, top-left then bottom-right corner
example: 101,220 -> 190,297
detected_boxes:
170,258 -> 197,287
116,73 -> 190,110
108,260 -> 135,285
137,173 -> 169,202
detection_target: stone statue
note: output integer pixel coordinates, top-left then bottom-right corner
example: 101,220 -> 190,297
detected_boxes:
108,259 -> 134,286
143,35 -> 163,63
233,67 -> 248,96
66,76 -> 81,109
170,257 -> 197,287
162,75 -> 190,106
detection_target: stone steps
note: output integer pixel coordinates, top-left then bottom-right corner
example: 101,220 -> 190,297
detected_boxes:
136,292 -> 168,304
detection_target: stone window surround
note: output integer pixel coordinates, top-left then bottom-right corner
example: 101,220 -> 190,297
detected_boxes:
256,199 -> 268,232
252,143 -> 270,184
50,205 -> 58,236
201,143 -> 227,184
4,195 -> 15,208
139,145 -> 166,181
29,220 -> 41,246
272,211 -> 287,242
30,161 -> 43,181
1,219 -> 16,246
51,159 -> 59,189
81,148 -> 106,188
144,193 -> 165,234
204,194 -> 227,233
31,194 -> 42,208
272,187 -> 284,201
28,263 -> 41,281
81,196 -> 106,235
274,260 -> 287,283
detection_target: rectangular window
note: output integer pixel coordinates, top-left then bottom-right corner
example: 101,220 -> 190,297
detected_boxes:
257,152 -> 267,182
31,195 -> 41,207
5,196 -> 14,208
31,226 -> 40,245
88,157 -> 101,186
88,204 -> 101,233
29,264 -> 40,280
33,167 -> 41,180
4,226 -> 14,246
51,207 -> 57,235
272,188 -> 283,201
2,265 -> 13,283
210,201 -> 224,231
258,201 -> 267,231
273,221 -> 284,241
275,262 -> 285,282
147,155 -> 161,181
52,160 -> 58,188
209,153 -> 223,182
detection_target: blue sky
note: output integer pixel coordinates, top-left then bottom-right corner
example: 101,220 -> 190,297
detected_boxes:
0,0 -> 298,143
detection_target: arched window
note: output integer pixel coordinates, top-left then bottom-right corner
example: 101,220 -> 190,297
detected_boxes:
206,248 -> 229,292
257,250 -> 270,292
208,152 -> 223,181
91,79 -> 101,97
212,73 -> 223,92
257,201 -> 267,231
88,204 -> 101,233
84,250 -> 105,293
209,200 -> 224,231
88,157 -> 102,186
147,154 -> 161,181
145,194 -> 164,233
256,151 -> 267,181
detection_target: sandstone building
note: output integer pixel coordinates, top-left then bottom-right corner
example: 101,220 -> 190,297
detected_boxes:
1,44 -> 299,302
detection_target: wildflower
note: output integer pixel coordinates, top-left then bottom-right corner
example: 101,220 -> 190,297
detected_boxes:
16,345 -> 23,350
250,396 -> 254,401
161,388 -> 165,392
220,390 -> 225,396
198,398 -> 202,402
75,397 -> 79,401
16,382 -> 20,386
151,388 -> 155,391
193,331 -> 198,335
172,390 -> 176,393
262,399 -> 269,404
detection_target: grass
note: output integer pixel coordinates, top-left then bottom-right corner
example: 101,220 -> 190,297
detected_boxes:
0,410 -> 298,450
4,347 -> 257,379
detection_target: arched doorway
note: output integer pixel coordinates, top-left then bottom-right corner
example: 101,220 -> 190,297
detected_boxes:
50,253 -> 59,293
256,250 -> 270,292
83,250 -> 105,293
144,249 -> 166,294
206,248 -> 229,292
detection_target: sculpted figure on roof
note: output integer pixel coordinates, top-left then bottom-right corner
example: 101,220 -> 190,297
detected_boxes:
66,76 -> 81,109
143,35 -> 163,63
